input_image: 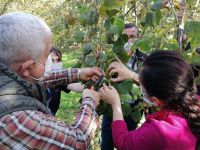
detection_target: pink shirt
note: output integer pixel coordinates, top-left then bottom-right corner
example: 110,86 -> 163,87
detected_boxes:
112,110 -> 197,150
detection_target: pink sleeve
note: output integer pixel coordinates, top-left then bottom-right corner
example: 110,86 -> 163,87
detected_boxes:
111,120 -> 164,150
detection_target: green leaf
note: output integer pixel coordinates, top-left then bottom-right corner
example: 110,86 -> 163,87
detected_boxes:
106,31 -> 115,44
151,0 -> 164,11
79,13 -> 87,26
99,4 -> 107,16
185,21 -> 200,37
111,18 -> 125,35
113,80 -> 133,94
75,31 -> 85,43
99,51 -> 108,62
161,40 -> 179,50
185,21 -> 200,47
107,8 -> 120,17
73,60 -> 83,68
190,54 -> 200,65
130,84 -> 142,100
77,5 -> 88,14
86,10 -> 99,25
117,50 -> 129,64
112,34 -> 129,63
96,101 -> 112,116
183,50 -> 200,66
85,55 -> 96,67
120,94 -> 133,101
131,107 -> 143,122
83,43 -> 94,56
121,102 -> 132,116
104,20 -> 112,30
139,7 -> 147,18
103,0 -> 116,8
146,11 -> 157,27
155,10 -> 162,24
134,37 -> 154,52
112,37 -> 125,54
66,15 -> 77,25
140,17 -> 146,27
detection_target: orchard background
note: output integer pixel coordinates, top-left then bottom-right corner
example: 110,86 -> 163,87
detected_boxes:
1,0 -> 200,149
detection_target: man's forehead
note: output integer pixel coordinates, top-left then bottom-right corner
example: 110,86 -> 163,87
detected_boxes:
123,27 -> 137,35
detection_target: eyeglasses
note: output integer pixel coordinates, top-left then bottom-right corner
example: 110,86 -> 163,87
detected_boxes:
32,60 -> 45,67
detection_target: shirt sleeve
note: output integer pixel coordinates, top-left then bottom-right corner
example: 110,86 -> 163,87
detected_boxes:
111,120 -> 164,150
0,97 -> 99,150
42,68 -> 79,88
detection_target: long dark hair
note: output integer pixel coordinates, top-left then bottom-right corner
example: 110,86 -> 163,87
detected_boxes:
139,50 -> 200,149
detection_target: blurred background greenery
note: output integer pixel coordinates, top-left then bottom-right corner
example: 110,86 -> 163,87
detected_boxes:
1,0 -> 200,149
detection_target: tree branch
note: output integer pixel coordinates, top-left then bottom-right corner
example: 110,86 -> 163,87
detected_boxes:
195,0 -> 200,8
0,0 -> 14,15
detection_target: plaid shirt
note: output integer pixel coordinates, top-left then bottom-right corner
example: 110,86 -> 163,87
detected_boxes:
0,69 -> 99,150
42,68 -> 80,88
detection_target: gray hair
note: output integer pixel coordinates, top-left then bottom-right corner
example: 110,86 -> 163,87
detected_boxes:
0,12 -> 51,66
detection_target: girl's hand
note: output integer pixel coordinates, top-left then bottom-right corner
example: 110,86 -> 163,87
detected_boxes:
99,84 -> 121,107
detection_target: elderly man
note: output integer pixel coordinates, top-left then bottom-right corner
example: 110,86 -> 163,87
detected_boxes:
0,12 -> 102,149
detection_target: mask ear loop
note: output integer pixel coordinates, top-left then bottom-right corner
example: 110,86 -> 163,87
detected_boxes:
27,75 -> 44,82
26,60 -> 45,82
140,85 -> 155,106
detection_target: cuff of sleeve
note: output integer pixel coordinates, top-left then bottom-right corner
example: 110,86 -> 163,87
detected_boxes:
77,68 -> 81,80
111,120 -> 127,129
70,68 -> 79,82
82,97 -> 96,109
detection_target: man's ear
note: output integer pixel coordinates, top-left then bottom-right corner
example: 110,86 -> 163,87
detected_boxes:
19,60 -> 34,78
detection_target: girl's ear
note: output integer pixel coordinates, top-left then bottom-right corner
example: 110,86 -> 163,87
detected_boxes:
150,96 -> 165,107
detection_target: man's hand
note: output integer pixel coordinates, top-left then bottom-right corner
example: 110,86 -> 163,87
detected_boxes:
82,89 -> 100,108
80,67 -> 103,81
108,58 -> 139,84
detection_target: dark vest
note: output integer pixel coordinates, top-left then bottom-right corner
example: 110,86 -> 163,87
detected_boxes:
0,63 -> 50,118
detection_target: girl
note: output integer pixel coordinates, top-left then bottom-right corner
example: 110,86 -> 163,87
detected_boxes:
100,50 -> 200,150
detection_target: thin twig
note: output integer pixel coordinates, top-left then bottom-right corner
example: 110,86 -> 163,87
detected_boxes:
124,4 -> 135,18
0,0 -> 13,15
169,0 -> 179,26
134,3 -> 137,25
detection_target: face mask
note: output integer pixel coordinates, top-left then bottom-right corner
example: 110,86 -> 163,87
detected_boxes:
28,54 -> 52,82
44,54 -> 52,76
140,85 -> 155,106
51,62 -> 63,71
124,42 -> 133,52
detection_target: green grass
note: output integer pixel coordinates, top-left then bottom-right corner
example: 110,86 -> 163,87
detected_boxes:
56,51 -> 101,150
62,52 -> 81,68
56,91 -> 81,124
